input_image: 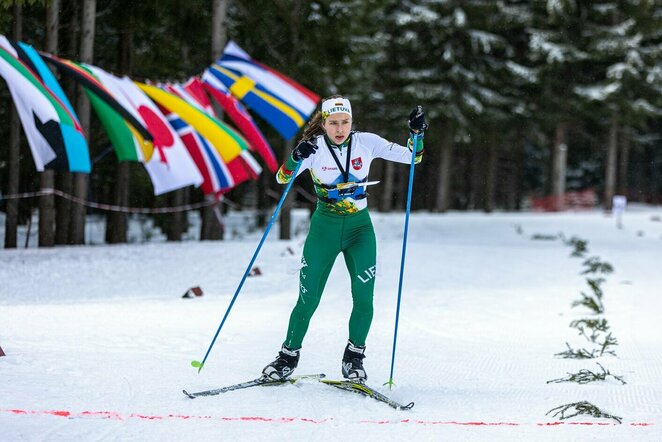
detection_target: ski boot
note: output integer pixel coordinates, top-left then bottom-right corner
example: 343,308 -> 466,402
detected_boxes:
262,344 -> 300,380
341,341 -> 367,382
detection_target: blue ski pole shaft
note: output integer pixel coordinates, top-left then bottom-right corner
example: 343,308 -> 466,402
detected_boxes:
193,162 -> 302,373
386,133 -> 419,388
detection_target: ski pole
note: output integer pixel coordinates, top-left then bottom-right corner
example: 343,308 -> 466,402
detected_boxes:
192,161 -> 303,373
385,132 -> 419,389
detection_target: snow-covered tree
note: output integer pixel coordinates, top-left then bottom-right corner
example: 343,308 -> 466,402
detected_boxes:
377,1 -> 535,211
527,0 -> 596,210
573,0 -> 662,208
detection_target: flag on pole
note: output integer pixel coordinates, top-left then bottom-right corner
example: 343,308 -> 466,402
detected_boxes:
13,41 -> 91,172
198,73 -> 278,173
219,41 -> 319,117
159,82 -> 260,195
137,82 -> 247,163
167,80 -> 263,176
0,36 -> 87,172
161,107 -> 235,195
208,41 -> 320,140
39,52 -> 154,163
83,67 -> 203,195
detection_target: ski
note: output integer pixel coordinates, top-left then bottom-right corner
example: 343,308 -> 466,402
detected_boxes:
319,379 -> 414,410
183,374 -> 413,410
183,373 -> 326,399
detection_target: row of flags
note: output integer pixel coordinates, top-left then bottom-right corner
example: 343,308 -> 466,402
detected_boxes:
0,36 -> 320,196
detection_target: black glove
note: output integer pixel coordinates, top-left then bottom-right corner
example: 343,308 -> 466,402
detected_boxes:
408,106 -> 429,133
292,139 -> 318,161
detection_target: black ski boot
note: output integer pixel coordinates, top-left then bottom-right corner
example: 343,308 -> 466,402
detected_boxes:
342,341 -> 367,382
262,345 -> 300,380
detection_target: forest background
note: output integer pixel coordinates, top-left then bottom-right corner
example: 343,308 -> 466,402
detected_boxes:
1,0 -> 661,247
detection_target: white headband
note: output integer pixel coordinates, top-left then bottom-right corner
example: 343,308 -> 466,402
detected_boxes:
321,97 -> 352,118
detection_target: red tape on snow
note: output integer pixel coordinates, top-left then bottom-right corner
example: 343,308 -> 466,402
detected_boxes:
0,409 -> 654,426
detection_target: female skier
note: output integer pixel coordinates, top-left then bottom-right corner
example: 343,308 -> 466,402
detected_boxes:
262,96 -> 427,382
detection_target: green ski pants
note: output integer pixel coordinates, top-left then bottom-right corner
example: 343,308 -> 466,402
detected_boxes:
284,208 -> 377,349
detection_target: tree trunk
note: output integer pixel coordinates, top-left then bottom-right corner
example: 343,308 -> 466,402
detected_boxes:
211,0 -> 229,60
604,116 -> 618,211
380,160 -> 395,212
38,0 -> 61,248
507,131 -> 526,211
70,0 -> 96,245
200,196 -> 224,240
422,130 -> 440,211
45,0 -> 61,90
69,173 -> 88,244
4,4 -> 22,249
484,141 -> 497,213
618,125 -> 630,197
5,105 -> 21,249
38,172 -> 55,247
167,189 -> 188,241
56,0 -> 79,244
105,162 -> 129,243
279,140 -> 295,240
256,170 -> 269,227
55,172 -> 72,244
199,0 -> 229,241
550,121 -> 568,211
651,146 -> 661,204
435,121 -> 454,212
105,14 -> 133,244
468,145 -> 481,210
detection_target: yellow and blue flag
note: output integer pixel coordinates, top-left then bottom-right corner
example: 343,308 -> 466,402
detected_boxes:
209,41 -> 320,141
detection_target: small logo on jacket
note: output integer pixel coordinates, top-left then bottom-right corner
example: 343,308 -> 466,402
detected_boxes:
352,157 -> 363,170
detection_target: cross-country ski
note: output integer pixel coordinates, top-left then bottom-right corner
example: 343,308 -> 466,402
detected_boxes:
184,374 -> 413,410
319,379 -> 414,410
183,374 -> 326,398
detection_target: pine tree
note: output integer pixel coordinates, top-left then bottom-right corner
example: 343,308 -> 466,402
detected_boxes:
378,1 -> 534,211
527,0 -> 596,210
574,0 -> 662,208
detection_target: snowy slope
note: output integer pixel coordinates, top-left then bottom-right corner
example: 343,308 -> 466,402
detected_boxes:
1,208 -> 661,441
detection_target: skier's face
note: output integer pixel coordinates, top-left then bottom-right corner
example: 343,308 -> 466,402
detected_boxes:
323,113 -> 352,145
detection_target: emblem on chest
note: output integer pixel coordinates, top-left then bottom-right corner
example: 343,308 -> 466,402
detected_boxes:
351,157 -> 363,170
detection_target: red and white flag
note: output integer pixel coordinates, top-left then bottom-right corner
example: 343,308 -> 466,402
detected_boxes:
87,65 -> 203,195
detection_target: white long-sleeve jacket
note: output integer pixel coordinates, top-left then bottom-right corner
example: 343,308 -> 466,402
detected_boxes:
277,131 -> 424,215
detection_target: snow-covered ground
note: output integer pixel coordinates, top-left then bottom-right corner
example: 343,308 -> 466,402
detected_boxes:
2,207 -> 662,441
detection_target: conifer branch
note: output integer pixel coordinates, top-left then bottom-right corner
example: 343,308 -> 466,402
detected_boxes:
546,401 -> 622,424
586,277 -> 605,300
581,257 -> 614,275
555,342 -> 597,359
562,236 -> 588,257
571,291 -> 604,314
598,332 -> 618,357
546,363 -> 626,385
570,318 -> 610,343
